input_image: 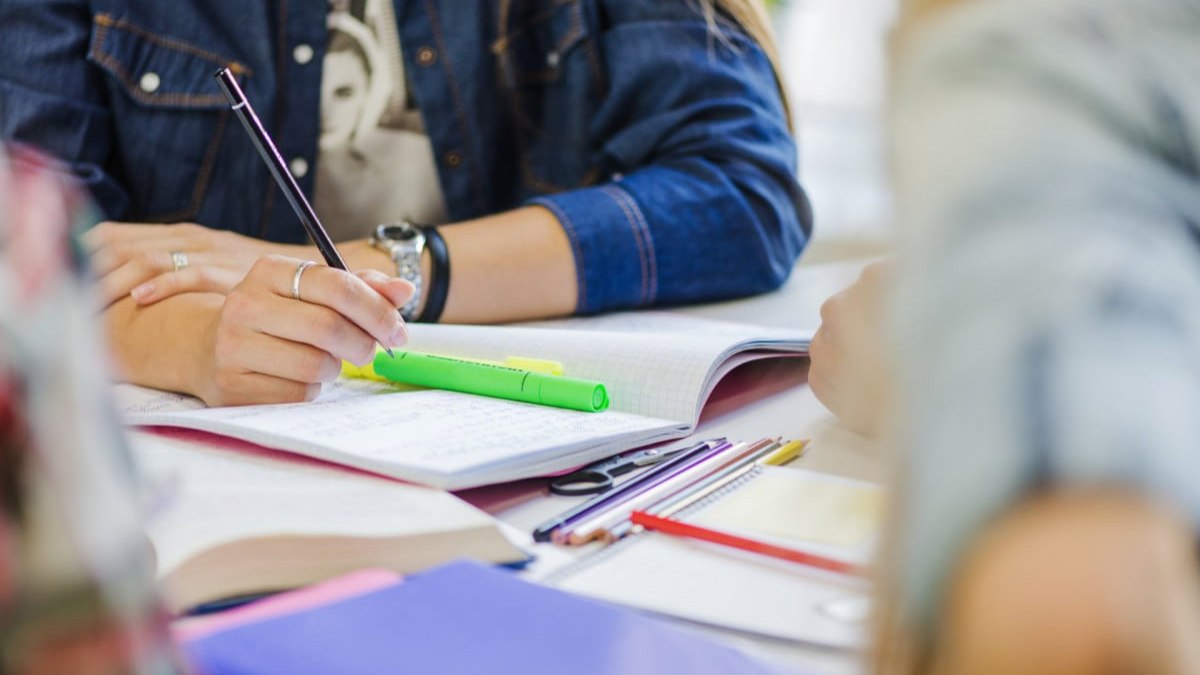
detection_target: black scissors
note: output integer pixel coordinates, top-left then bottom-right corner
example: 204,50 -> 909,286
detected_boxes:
549,445 -> 692,496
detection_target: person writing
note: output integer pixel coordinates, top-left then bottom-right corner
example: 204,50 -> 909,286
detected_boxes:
1,0 -> 809,406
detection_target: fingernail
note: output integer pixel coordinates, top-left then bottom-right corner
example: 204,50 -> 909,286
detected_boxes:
130,284 -> 153,302
390,322 -> 408,347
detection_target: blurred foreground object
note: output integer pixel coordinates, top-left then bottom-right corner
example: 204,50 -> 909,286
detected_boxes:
876,0 -> 1200,672
0,145 -> 177,674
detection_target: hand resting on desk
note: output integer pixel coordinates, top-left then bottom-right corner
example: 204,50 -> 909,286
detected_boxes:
808,260 -> 893,436
84,221 -> 315,308
106,255 -> 412,407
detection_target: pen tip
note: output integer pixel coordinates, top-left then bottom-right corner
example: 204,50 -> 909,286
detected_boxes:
383,346 -> 395,358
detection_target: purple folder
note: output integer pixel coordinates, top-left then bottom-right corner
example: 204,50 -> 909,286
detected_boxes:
184,560 -> 788,675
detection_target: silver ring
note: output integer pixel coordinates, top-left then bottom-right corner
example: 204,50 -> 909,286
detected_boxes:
292,260 -> 317,301
170,251 -> 189,273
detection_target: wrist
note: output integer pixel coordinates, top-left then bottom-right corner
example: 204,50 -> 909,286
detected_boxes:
342,239 -> 395,275
366,223 -> 449,322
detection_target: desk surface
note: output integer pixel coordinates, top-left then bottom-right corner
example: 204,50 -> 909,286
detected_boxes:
498,259 -> 880,675
152,259 -> 878,675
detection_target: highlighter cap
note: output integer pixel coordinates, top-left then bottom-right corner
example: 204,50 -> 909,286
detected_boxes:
536,376 -> 609,413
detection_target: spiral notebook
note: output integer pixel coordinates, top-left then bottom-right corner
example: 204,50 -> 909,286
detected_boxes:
538,466 -> 883,649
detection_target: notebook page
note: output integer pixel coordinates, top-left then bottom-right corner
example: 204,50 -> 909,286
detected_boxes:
542,534 -> 867,649
126,379 -> 683,489
406,315 -> 811,423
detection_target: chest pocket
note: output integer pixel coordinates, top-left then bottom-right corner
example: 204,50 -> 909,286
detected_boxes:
87,13 -> 245,222
494,0 -> 604,194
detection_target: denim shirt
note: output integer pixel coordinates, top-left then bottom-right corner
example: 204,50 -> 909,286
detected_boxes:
0,0 -> 811,314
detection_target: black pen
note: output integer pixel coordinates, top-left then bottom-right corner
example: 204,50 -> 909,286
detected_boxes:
531,438 -> 727,543
213,67 -> 395,357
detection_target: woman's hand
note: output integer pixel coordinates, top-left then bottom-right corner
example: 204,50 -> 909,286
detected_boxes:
190,255 -> 412,406
83,221 -> 317,307
808,260 -> 893,436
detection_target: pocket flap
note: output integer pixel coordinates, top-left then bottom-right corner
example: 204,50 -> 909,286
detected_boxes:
88,13 -> 248,110
494,1 -> 591,87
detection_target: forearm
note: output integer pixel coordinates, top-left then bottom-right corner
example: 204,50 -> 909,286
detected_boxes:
341,206 -> 577,324
105,293 -> 220,395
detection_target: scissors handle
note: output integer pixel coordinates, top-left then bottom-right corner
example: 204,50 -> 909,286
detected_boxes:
548,445 -> 695,497
549,470 -> 614,497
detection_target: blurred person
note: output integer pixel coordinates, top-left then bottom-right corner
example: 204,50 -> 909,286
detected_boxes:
0,0 -> 810,407
0,144 -> 178,673
807,0 -> 1200,672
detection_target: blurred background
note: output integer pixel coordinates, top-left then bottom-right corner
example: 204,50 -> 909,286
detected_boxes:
774,0 -> 897,262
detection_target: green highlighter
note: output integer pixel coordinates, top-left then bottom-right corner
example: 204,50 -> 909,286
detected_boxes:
372,350 -> 610,413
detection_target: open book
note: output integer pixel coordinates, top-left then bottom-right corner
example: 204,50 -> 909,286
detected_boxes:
131,429 -> 527,613
120,313 -> 811,490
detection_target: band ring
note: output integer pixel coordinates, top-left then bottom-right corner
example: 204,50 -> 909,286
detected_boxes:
292,260 -> 317,301
170,251 -> 189,273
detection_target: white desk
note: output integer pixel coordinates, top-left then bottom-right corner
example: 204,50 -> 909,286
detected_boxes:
496,259 -> 882,675
148,258 -> 880,674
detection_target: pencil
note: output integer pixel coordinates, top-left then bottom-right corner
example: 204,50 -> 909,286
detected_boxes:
630,510 -> 863,576
645,439 -> 805,521
563,439 -> 779,545
213,67 -> 395,357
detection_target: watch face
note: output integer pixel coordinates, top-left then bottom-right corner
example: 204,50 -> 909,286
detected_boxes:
379,224 -> 419,242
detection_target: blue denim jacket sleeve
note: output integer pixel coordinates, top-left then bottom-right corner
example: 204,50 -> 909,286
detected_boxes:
0,0 -> 131,217
531,10 -> 810,314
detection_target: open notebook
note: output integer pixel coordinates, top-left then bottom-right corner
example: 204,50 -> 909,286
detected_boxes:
119,313 -> 811,490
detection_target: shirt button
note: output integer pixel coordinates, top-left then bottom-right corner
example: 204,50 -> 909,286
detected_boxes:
293,44 -> 314,65
444,151 -> 463,169
139,72 -> 161,94
416,46 -> 437,67
289,157 -> 309,178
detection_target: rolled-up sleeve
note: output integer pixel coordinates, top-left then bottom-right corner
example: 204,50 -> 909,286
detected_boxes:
0,0 -> 128,218
532,7 -> 810,314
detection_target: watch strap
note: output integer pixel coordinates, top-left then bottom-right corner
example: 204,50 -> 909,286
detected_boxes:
417,225 -> 449,323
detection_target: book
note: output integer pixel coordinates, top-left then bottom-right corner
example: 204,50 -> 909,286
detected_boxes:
119,313 -> 812,490
181,560 -> 788,675
538,466 -> 883,649
130,429 -> 528,613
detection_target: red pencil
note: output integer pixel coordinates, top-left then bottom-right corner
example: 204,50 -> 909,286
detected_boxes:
630,510 -> 864,576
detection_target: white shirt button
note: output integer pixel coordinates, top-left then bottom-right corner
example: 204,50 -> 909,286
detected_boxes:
289,157 -> 309,178
293,44 -> 314,65
138,72 -> 161,94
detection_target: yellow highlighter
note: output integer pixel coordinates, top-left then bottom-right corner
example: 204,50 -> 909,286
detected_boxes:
342,354 -> 565,382
759,439 -> 808,466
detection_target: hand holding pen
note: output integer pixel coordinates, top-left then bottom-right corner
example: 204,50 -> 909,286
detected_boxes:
192,256 -> 412,406
159,70 -> 415,406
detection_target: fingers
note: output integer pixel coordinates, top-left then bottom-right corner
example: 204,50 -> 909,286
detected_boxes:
84,221 -> 205,252
202,371 -> 321,407
806,326 -> 840,414
90,235 -> 200,277
96,250 -> 178,308
217,330 -> 343,384
356,269 -> 416,309
245,256 -> 409,350
130,266 -> 244,305
224,281 -> 379,366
